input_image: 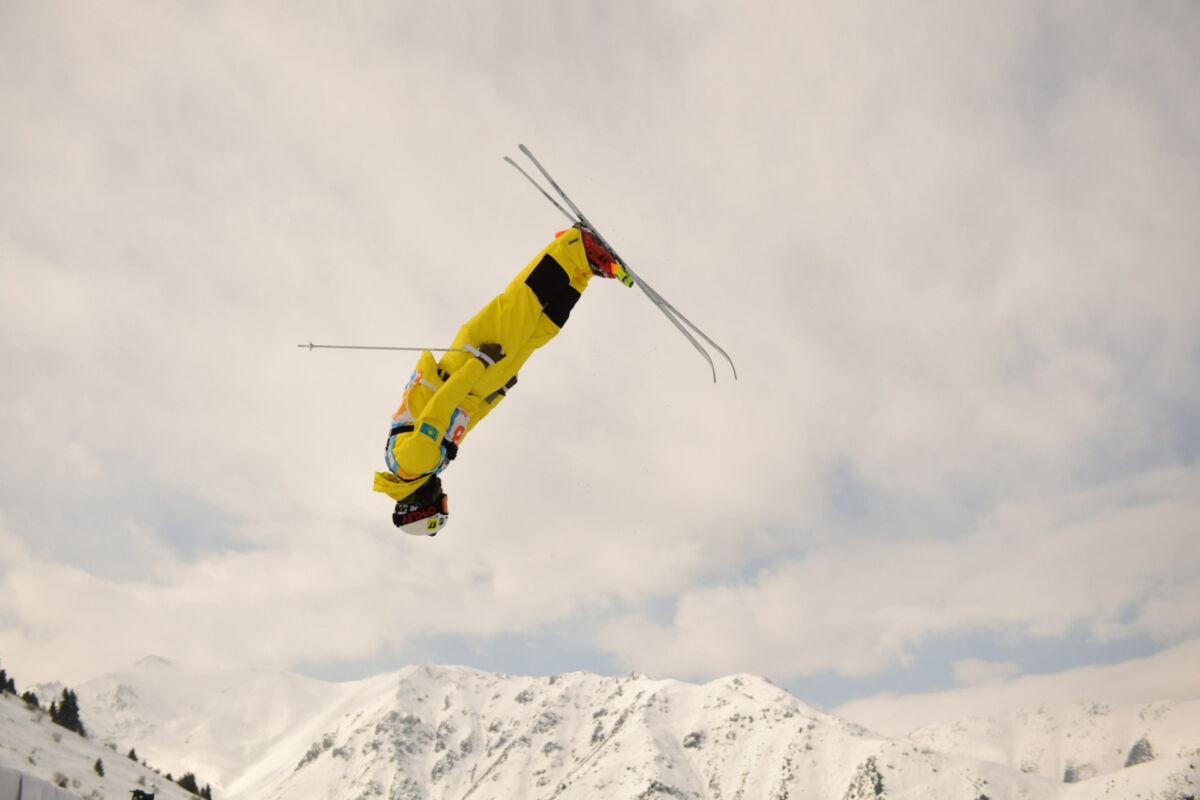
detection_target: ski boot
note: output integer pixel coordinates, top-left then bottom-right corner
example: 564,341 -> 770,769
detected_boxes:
581,228 -> 634,287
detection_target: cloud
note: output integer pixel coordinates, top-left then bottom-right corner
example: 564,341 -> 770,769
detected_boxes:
952,658 -> 1021,688
835,638 -> 1200,738
594,466 -> 1200,680
2,0 -> 1199,705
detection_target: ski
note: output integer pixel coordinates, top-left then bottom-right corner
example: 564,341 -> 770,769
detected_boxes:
503,156 -> 576,227
506,145 -> 737,382
517,145 -> 738,382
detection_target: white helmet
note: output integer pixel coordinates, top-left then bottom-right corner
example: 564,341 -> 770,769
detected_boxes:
392,476 -> 449,536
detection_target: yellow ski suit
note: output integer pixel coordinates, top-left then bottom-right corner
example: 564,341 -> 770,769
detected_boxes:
373,229 -> 594,503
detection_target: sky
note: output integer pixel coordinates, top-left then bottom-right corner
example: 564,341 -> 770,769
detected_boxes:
2,0 -> 1199,727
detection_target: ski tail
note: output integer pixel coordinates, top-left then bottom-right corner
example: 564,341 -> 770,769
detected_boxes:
505,145 -> 737,382
503,156 -> 577,226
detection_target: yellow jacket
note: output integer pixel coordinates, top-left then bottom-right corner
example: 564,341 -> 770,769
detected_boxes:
373,228 -> 593,502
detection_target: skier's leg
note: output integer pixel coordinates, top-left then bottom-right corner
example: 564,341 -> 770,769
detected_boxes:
441,230 -> 591,394
463,263 -> 588,396
481,308 -> 568,392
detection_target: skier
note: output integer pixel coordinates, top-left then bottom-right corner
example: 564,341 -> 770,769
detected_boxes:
374,225 -> 628,536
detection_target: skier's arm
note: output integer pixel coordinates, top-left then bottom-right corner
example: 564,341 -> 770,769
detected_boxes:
387,350 -> 502,478
387,358 -> 485,476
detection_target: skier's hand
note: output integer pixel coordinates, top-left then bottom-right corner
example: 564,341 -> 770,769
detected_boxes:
474,342 -> 505,367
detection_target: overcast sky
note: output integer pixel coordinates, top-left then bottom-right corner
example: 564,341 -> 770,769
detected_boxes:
3,1 -> 1199,727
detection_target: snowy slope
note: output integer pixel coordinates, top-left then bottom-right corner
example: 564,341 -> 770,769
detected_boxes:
6,658 -> 1198,799
0,689 -> 206,800
61,654 -> 344,792
908,700 -> 1200,781
907,700 -> 1200,797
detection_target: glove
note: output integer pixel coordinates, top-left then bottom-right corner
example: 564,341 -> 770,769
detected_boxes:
471,342 -> 505,367
484,375 -> 518,405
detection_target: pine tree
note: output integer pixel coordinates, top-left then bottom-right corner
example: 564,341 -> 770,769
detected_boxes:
94,758 -> 105,777
21,691 -> 39,711
128,747 -> 139,761
1125,736 -> 1156,767
201,785 -> 213,800
50,688 -> 87,736
177,772 -> 200,794
0,668 -> 15,694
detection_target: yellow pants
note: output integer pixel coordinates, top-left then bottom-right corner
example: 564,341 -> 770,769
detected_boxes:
441,228 -> 593,399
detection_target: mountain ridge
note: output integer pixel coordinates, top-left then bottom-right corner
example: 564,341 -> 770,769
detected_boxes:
6,659 -> 1198,799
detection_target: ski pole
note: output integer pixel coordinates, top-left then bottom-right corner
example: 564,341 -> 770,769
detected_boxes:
298,342 -> 469,353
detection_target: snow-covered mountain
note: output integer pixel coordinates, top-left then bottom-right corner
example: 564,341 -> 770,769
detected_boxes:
4,657 -> 1198,799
